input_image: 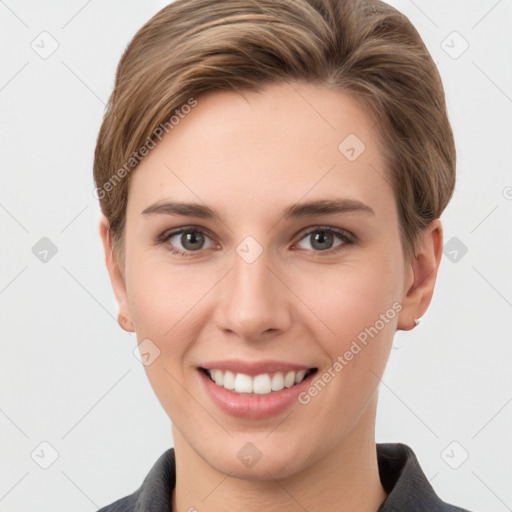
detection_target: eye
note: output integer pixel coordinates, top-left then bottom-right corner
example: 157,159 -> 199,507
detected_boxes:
159,227 -> 216,257
158,225 -> 355,257
294,227 -> 354,254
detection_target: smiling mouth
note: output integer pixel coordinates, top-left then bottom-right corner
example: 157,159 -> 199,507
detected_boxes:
199,367 -> 318,395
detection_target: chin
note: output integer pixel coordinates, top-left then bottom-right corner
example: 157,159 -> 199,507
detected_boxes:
199,433 -> 317,481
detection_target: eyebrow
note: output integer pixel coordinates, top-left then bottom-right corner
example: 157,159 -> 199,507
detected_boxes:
141,198 -> 375,221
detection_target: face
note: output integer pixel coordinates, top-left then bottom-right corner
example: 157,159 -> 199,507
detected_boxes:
101,81 -> 439,480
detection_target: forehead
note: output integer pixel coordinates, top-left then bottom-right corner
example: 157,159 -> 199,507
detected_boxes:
127,82 -> 393,220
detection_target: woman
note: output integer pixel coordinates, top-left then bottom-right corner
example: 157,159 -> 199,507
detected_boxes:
93,0 -> 471,510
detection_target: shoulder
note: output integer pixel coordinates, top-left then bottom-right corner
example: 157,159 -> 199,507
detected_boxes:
95,448 -> 176,512
377,443 -> 474,512
96,493 -> 140,512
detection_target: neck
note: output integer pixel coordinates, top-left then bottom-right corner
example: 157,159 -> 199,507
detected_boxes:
172,394 -> 386,512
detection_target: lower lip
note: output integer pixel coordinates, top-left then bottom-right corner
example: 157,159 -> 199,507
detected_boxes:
199,369 -> 316,419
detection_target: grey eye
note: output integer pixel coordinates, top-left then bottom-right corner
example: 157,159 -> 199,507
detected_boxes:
166,230 -> 214,252
296,229 -> 349,252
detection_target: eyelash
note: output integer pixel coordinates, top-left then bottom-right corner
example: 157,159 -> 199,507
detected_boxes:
157,225 -> 355,258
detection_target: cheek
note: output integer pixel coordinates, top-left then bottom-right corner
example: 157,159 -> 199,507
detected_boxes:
125,247 -> 212,338
124,258 -> 210,423
294,251 -> 403,413
296,249 -> 403,345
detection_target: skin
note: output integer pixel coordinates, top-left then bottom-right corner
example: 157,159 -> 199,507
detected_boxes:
99,81 -> 443,512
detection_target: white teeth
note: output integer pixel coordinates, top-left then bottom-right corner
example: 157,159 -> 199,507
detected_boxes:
205,368 -> 312,395
234,373 -> 253,393
213,369 -> 223,386
271,372 -> 284,391
223,370 -> 235,390
284,371 -> 295,388
253,374 -> 272,394
295,369 -> 307,384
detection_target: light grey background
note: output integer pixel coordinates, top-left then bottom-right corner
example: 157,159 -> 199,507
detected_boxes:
1,1 -> 511,511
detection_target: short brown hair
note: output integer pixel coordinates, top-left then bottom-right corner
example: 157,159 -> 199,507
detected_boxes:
93,0 -> 456,263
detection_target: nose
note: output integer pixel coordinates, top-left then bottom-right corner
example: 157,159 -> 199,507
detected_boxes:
213,244 -> 292,342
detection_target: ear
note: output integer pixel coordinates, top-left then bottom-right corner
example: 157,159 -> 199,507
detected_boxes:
98,214 -> 135,332
397,219 -> 443,331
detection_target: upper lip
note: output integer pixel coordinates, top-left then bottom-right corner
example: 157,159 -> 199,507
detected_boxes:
199,359 -> 316,376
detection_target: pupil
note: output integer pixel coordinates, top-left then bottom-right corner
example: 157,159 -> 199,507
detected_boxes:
183,231 -> 203,250
312,231 -> 333,251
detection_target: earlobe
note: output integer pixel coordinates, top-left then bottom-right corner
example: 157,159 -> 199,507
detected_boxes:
98,215 -> 135,333
397,219 -> 443,331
